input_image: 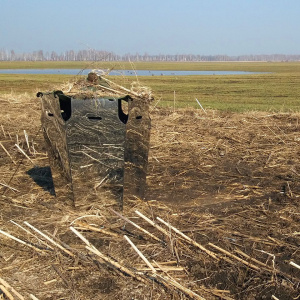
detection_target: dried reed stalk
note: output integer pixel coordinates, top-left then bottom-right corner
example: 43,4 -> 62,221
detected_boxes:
0,285 -> 14,300
0,278 -> 24,300
195,98 -> 207,114
208,243 -> 261,271
0,182 -> 19,193
14,144 -> 34,165
100,77 -> 140,98
24,222 -> 74,257
135,210 -> 170,237
124,235 -> 157,273
136,266 -> 185,272
1,124 -> 6,137
110,209 -> 162,243
197,286 -> 234,300
153,260 -> 203,299
73,221 -> 119,238
10,220 -> 54,250
70,227 -> 146,282
124,235 -> 206,300
0,142 -> 16,164
0,229 -> 42,252
70,214 -> 104,225
156,274 -> 206,300
86,245 -> 146,283
23,130 -> 31,154
234,248 -> 272,270
70,226 -> 94,248
156,217 -> 218,260
289,261 -> 300,270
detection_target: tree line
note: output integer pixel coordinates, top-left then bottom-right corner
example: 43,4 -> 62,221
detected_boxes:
1,49 -> 299,62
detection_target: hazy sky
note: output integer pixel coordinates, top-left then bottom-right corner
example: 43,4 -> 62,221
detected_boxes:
1,0 -> 299,55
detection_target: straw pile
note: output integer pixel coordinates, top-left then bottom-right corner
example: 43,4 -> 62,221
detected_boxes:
0,82 -> 299,299
58,71 -> 153,101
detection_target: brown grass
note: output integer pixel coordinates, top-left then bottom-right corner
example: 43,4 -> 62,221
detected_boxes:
0,89 -> 299,299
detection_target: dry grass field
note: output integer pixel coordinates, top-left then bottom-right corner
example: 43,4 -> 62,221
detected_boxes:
0,80 -> 299,299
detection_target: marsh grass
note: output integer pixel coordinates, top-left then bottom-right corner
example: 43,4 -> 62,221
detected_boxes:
140,72 -> 300,112
0,61 -> 299,112
0,74 -> 74,94
1,61 -> 300,72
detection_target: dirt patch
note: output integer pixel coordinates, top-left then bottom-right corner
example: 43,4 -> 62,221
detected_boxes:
0,93 -> 299,299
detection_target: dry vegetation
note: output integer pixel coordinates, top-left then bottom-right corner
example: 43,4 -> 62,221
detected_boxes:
0,88 -> 299,299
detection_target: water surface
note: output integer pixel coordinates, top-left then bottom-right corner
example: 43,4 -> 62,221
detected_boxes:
0,69 -> 262,76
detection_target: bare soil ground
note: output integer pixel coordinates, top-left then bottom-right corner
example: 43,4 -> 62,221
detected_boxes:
0,93 -> 299,299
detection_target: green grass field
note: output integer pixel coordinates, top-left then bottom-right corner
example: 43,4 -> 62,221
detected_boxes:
0,61 -> 299,112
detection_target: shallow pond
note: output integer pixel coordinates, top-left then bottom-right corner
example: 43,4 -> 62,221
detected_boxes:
0,69 -> 263,76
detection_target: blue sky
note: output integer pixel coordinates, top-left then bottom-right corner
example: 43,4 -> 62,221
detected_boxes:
1,0 -> 299,55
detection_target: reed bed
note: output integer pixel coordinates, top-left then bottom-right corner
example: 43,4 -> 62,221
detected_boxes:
0,85 -> 299,299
